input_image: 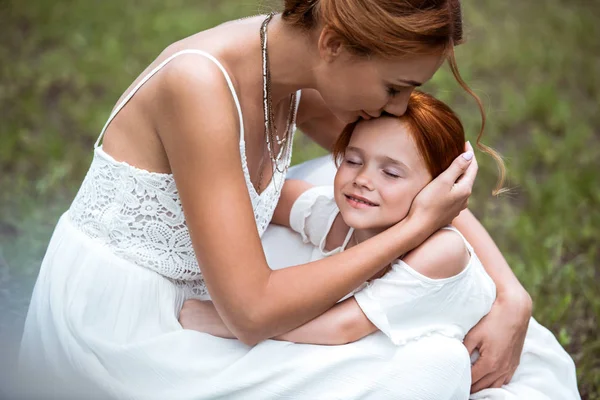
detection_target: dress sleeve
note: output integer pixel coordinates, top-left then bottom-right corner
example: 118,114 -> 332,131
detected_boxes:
353,259 -> 493,345
289,186 -> 339,248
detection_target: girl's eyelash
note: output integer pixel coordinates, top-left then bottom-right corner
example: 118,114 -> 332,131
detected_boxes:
383,171 -> 399,178
387,86 -> 399,97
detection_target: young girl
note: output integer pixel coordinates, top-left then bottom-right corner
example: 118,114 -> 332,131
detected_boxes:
181,91 -> 580,399
272,90 -> 496,347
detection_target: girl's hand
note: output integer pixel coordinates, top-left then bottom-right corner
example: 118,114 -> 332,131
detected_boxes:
464,289 -> 532,392
179,300 -> 236,339
409,142 -> 478,233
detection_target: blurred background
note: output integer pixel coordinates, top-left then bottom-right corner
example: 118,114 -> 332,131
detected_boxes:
0,0 -> 598,397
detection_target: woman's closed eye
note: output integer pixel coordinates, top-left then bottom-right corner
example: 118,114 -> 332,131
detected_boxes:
386,86 -> 399,97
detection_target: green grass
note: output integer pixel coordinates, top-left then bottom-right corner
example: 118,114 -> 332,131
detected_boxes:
1,0 -> 598,397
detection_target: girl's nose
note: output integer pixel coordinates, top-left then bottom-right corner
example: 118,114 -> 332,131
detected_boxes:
354,171 -> 374,190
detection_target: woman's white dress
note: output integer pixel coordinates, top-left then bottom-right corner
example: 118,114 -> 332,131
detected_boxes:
19,49 -> 580,400
19,50 -> 473,400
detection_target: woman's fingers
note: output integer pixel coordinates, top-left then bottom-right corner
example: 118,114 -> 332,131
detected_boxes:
463,329 -> 482,358
408,142 -> 478,231
471,371 -> 504,394
439,149 -> 474,188
455,143 -> 478,193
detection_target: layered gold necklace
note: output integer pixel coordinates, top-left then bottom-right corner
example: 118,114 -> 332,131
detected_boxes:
258,12 -> 297,192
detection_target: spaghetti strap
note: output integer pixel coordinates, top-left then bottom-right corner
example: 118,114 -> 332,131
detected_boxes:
94,49 -> 245,149
440,225 -> 474,253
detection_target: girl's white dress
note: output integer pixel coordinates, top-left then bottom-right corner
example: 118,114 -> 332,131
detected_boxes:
265,157 -> 581,400
286,185 -> 498,348
19,49 -> 580,400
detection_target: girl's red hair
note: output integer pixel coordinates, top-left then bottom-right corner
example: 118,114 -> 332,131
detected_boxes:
333,91 -> 505,194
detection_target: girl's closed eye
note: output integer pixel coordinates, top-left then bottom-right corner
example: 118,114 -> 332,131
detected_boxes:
383,169 -> 401,179
345,156 -> 362,166
386,86 -> 399,97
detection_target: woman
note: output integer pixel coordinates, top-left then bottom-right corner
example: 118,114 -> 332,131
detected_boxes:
20,1 -> 531,398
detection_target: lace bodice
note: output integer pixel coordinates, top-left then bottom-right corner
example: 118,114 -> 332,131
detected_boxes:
68,49 -> 300,296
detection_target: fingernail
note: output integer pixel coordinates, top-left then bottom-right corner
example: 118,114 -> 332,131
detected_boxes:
462,151 -> 474,160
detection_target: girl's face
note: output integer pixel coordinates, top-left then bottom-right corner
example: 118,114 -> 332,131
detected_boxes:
314,40 -> 444,123
334,117 -> 432,233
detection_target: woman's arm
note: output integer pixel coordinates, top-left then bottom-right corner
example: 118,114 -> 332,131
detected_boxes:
453,210 -> 532,392
180,229 -> 471,344
158,55 -> 477,346
453,210 -> 529,300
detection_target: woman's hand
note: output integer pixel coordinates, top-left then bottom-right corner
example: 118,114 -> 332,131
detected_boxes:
464,289 -> 532,393
179,300 -> 236,339
408,142 -> 478,234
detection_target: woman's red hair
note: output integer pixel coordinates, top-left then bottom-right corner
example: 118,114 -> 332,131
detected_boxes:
283,0 -> 506,193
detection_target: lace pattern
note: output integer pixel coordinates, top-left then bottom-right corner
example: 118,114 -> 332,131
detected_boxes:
68,141 -> 291,289
68,49 -> 300,295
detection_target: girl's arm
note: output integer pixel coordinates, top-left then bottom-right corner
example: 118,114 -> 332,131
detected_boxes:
179,297 -> 376,345
159,55 -> 477,346
271,179 -> 314,227
274,298 -> 377,345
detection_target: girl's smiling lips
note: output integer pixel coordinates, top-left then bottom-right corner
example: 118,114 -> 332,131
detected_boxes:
344,193 -> 379,208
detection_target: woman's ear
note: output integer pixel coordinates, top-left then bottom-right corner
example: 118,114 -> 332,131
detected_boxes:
317,27 -> 345,63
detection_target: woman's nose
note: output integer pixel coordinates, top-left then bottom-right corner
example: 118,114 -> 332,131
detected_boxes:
384,88 -> 414,116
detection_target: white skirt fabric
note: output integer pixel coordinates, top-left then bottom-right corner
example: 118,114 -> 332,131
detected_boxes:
19,216 -> 471,399
18,156 -> 579,400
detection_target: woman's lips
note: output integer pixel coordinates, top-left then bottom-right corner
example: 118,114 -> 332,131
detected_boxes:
359,111 -> 372,120
344,194 -> 379,209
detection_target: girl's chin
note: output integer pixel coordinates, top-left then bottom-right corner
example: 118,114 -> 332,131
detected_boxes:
344,219 -> 392,232
342,214 -> 401,232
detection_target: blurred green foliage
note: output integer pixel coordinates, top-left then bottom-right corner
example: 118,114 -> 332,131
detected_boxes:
0,0 -> 598,397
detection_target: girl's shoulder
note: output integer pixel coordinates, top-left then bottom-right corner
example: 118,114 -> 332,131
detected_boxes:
400,227 -> 471,281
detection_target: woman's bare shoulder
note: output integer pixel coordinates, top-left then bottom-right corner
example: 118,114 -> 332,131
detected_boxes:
150,47 -> 240,138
